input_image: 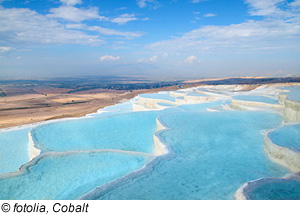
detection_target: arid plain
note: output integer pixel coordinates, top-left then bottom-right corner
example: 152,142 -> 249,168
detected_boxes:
0,82 -> 179,129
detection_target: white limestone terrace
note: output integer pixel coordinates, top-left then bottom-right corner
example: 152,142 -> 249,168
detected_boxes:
231,83 -> 300,200
263,84 -> 300,174
264,124 -> 300,173
81,83 -> 299,200
278,84 -> 300,122
133,84 -> 287,112
133,86 -> 228,111
229,84 -> 285,111
132,83 -> 300,200
28,129 -> 41,161
230,95 -> 283,111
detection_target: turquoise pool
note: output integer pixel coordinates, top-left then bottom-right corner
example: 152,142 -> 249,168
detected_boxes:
232,95 -> 278,104
243,178 -> 300,200
178,101 -> 226,112
268,124 -> 300,152
186,92 -> 208,97
91,101 -> 133,118
140,93 -> 176,102
0,128 -> 31,174
88,106 -> 288,200
157,102 -> 174,107
0,152 -> 149,200
281,86 -> 300,102
31,111 -> 158,154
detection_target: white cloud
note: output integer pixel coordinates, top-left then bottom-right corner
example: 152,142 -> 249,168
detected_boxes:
290,0 -> 300,7
68,24 -> 142,38
149,55 -> 158,62
184,56 -> 200,64
60,0 -> 82,6
65,23 -> 86,29
16,56 -> 21,60
111,14 -> 138,25
245,0 -> 289,17
99,55 -> 120,62
148,1 -> 300,55
203,13 -> 216,17
48,6 -> 106,22
137,55 -> 158,63
0,6 -> 103,45
0,4 -> 142,46
88,26 -> 142,38
191,0 -> 207,3
0,47 -> 14,52
137,0 -> 148,8
137,58 -> 146,63
116,7 -> 127,11
137,0 -> 159,9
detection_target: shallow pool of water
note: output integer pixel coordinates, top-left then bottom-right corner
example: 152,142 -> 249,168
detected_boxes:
140,93 -> 176,102
0,152 -> 149,200
157,102 -> 174,107
31,111 -> 158,154
268,124 -> 300,152
281,86 -> 300,102
186,92 -> 208,97
0,128 -> 31,174
232,95 -> 278,104
91,106 -> 288,200
244,178 -> 300,200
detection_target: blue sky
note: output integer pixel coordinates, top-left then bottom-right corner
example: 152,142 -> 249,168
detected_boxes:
0,0 -> 299,79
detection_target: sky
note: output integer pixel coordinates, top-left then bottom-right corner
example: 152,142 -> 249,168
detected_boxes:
0,0 -> 300,79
